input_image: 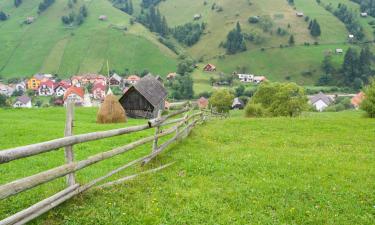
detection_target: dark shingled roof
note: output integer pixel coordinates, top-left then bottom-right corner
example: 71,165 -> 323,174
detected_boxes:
127,75 -> 167,107
16,95 -> 31,104
309,92 -> 333,105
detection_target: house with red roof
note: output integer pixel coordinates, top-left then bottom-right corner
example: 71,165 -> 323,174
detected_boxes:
203,64 -> 216,72
63,87 -> 85,106
351,92 -> 365,109
92,82 -> 106,100
38,80 -> 55,96
71,74 -> 106,87
54,80 -> 72,97
125,75 -> 141,85
197,97 -> 209,109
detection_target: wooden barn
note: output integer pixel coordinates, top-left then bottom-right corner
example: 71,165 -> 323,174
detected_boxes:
119,75 -> 167,119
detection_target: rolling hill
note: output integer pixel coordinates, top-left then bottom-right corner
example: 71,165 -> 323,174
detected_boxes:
0,0 -> 374,89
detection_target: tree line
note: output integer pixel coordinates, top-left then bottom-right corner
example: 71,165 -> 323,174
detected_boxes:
319,47 -> 373,90
137,6 -> 169,37
350,0 -> 375,17
141,0 -> 162,8
61,5 -> 88,26
14,0 -> 23,7
222,22 -> 246,54
38,0 -> 55,14
111,0 -> 134,15
332,3 -> 365,40
172,23 -> 205,46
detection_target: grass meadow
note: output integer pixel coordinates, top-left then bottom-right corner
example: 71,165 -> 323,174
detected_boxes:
0,108 -> 374,224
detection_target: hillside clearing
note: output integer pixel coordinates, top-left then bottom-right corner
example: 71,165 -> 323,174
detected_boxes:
0,109 -> 374,224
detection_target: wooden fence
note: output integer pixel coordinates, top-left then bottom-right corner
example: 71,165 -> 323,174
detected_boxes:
0,101 -> 207,225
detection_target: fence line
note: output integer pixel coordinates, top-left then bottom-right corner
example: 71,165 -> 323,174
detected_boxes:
0,101 -> 208,225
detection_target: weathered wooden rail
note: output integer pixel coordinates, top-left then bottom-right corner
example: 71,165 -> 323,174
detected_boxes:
0,101 -> 207,225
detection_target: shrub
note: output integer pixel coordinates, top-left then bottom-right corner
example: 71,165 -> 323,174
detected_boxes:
209,89 -> 234,113
361,80 -> 375,117
245,103 -> 266,117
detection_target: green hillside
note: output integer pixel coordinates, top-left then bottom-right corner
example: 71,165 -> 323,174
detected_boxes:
0,0 -> 177,78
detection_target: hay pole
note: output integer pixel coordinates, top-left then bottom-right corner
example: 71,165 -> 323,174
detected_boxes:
97,162 -> 175,188
0,184 -> 79,225
0,128 -> 175,200
64,101 -> 76,186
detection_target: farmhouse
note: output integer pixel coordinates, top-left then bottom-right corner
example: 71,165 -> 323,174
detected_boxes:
25,16 -> 34,24
0,83 -> 14,97
54,80 -> 72,97
99,15 -> 107,21
296,12 -> 304,17
38,80 -> 55,96
194,14 -> 202,20
119,75 -> 167,119
92,83 -> 106,100
108,73 -> 122,86
197,97 -> 209,109
204,64 -> 216,72
309,92 -> 334,112
63,87 -> 85,106
13,95 -> 32,108
14,81 -> 27,93
253,76 -> 267,84
125,75 -> 141,85
232,97 -> 245,110
238,74 -> 254,83
336,48 -> 343,54
167,72 -> 177,80
27,76 -> 42,90
360,12 -> 368,17
351,92 -> 365,109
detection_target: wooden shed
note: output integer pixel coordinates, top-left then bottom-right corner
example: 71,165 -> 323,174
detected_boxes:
119,75 -> 167,119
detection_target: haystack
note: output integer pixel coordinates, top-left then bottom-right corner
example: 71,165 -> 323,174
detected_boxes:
97,94 -> 127,124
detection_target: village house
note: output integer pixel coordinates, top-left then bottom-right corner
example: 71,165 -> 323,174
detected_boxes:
194,14 -> 202,20
119,75 -> 167,119
99,15 -> 107,21
54,80 -> 71,97
167,72 -> 177,80
360,12 -> 368,17
38,80 -> 55,96
0,83 -> 14,97
108,73 -> 122,86
253,76 -> 267,84
296,12 -> 304,17
309,92 -> 334,112
71,74 -> 106,87
63,87 -> 85,106
238,74 -> 254,83
92,82 -> 106,100
197,97 -> 209,109
351,92 -> 365,109
232,97 -> 245,110
336,48 -> 344,54
348,34 -> 354,39
27,76 -> 42,90
25,16 -> 34,24
13,95 -> 32,108
125,75 -> 141,86
203,64 -> 216,72
14,81 -> 27,93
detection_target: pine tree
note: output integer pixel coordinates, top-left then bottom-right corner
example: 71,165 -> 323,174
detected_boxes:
14,0 -> 22,7
342,47 -> 360,86
128,0 -> 134,15
359,47 -> 373,83
310,19 -> 321,37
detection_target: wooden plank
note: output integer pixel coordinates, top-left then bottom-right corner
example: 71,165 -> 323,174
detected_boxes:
64,101 -> 75,186
0,124 -> 150,164
0,128 -> 175,200
0,184 -> 79,225
152,110 -> 162,152
97,162 -> 175,188
148,107 -> 189,127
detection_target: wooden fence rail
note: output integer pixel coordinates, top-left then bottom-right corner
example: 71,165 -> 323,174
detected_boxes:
0,101 -> 208,225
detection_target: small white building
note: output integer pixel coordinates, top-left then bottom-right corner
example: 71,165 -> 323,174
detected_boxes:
360,12 -> 368,17
0,83 -> 14,97
296,12 -> 304,17
309,92 -> 334,112
13,96 -> 32,108
238,74 -> 254,83
336,48 -> 343,54
253,76 -> 267,84
348,34 -> 354,39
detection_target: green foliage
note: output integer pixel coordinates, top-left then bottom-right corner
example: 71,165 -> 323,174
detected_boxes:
14,0 -> 23,8
172,23 -> 205,46
245,102 -> 266,117
288,35 -> 295,45
111,0 -> 134,15
0,11 -> 8,21
137,6 -> 169,37
223,22 -> 246,54
0,94 -> 8,107
38,0 -> 55,14
309,19 -> 321,37
333,3 -> 364,40
168,74 -> 194,100
324,97 -> 353,112
209,89 -> 234,113
361,79 -> 375,117
249,82 -> 308,117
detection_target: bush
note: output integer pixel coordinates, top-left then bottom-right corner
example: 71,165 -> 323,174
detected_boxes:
209,89 -> 234,113
361,80 -> 375,117
245,103 -> 266,117
247,82 -> 308,117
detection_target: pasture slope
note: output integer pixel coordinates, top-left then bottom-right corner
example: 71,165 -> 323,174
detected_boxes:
0,0 -> 177,78
0,108 -> 374,224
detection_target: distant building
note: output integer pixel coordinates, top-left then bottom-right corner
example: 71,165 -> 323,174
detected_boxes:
25,16 -> 34,24
99,15 -> 107,21
54,80 -> 71,97
71,74 -> 106,87
92,83 -> 106,100
14,81 -> 27,93
351,92 -> 365,109
27,76 -> 42,90
360,12 -> 368,17
197,97 -> 209,109
0,83 -> 14,97
194,14 -> 202,20
119,75 -> 167,119
238,74 -> 254,83
232,97 -> 245,110
167,72 -> 177,80
63,87 -> 85,106
203,64 -> 216,72
13,96 -> 32,108
125,75 -> 141,85
336,48 -> 344,54
296,12 -> 304,17
348,34 -> 354,39
253,76 -> 267,84
38,80 -> 55,96
309,92 -> 334,112
108,73 -> 122,86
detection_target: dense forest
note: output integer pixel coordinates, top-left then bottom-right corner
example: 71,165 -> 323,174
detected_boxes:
350,0 -> 375,16
172,23 -> 205,46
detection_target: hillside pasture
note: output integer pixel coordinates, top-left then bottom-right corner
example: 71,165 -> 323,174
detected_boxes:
0,108 -> 374,224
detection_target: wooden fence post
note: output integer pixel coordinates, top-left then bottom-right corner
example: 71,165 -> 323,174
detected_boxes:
152,110 -> 163,153
64,101 -> 76,186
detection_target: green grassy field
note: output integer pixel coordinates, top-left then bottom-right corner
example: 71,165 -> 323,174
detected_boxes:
0,0 -> 177,78
0,108 -> 374,224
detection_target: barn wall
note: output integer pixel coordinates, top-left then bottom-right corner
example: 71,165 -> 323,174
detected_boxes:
120,89 -> 156,119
